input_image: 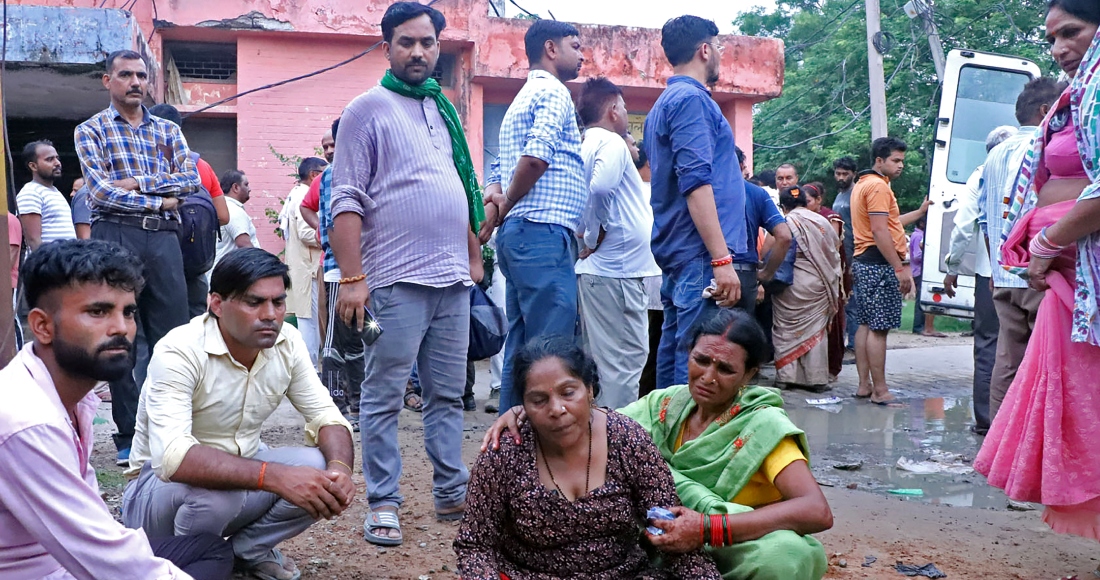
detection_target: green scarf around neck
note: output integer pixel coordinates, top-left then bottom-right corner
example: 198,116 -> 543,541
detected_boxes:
380,69 -> 485,233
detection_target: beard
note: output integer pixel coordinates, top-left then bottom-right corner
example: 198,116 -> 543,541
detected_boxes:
393,58 -> 433,86
705,58 -> 720,86
53,334 -> 134,382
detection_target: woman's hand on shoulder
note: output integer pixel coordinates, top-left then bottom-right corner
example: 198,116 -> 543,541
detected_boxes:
480,405 -> 527,453
646,506 -> 704,554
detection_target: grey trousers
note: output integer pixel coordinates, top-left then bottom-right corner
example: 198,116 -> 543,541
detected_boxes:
359,282 -> 470,512
990,286 -> 1044,419
120,446 -> 326,566
972,275 -> 999,431
578,274 -> 649,411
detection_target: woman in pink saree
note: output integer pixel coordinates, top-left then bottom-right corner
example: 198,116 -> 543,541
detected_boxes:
771,186 -> 841,391
975,0 -> 1100,542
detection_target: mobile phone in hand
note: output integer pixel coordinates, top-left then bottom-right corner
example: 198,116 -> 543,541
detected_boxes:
360,308 -> 384,346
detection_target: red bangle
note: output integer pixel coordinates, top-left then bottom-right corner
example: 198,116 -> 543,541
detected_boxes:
710,255 -> 733,268
257,462 -> 268,490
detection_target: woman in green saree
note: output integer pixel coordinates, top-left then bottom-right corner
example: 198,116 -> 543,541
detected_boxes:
483,310 -> 831,579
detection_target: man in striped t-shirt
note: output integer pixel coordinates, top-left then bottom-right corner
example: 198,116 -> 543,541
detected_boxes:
16,140 -> 76,250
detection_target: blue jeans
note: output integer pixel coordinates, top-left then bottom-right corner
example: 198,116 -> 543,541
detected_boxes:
656,255 -> 720,388
496,219 -> 578,414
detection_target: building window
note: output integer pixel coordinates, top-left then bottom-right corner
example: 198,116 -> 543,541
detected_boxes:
432,54 -> 457,87
164,42 -> 237,82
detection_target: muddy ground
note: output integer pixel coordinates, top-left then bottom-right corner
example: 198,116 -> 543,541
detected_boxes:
90,334 -> 1099,579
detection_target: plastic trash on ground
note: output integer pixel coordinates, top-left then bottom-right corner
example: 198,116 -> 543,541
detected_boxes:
894,561 -> 947,578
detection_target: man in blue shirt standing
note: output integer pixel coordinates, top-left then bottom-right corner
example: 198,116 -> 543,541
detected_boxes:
734,146 -> 792,316
644,15 -> 749,388
480,20 -> 587,414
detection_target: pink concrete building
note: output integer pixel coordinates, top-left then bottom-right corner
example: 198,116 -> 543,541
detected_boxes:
6,0 -> 783,250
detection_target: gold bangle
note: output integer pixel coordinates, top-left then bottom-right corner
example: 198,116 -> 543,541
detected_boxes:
327,459 -> 353,472
338,273 -> 366,285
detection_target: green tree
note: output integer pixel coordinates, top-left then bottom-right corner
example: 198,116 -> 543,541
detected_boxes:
739,0 -> 1050,211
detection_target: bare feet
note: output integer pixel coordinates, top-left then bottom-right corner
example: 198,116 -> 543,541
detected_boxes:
870,389 -> 896,405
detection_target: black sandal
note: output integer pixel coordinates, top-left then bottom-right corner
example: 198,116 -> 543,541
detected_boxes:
403,383 -> 423,412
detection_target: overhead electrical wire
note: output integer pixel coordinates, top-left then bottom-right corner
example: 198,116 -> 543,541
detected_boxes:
185,0 -> 443,117
754,42 -> 917,151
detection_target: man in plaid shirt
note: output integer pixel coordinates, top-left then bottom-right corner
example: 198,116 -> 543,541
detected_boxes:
74,49 -> 199,465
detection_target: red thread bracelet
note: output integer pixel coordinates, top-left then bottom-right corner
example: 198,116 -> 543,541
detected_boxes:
711,255 -> 733,268
257,462 -> 268,490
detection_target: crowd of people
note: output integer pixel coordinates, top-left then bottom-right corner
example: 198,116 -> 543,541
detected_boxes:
0,0 -> 1098,579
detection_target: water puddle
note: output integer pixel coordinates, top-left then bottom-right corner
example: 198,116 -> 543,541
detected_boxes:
785,396 -> 1012,509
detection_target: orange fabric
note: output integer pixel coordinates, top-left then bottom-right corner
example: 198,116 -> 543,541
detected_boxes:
851,172 -> 907,259
196,158 -> 224,198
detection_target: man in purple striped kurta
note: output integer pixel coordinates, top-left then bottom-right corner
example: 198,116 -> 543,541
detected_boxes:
329,2 -> 483,546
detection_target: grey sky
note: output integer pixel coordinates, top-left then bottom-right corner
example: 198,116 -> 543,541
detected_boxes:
497,0 -> 778,34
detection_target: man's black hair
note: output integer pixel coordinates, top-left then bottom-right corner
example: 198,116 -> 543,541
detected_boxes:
220,170 -> 246,194
1015,77 -> 1067,125
22,140 -> 54,167
148,103 -> 183,127
331,117 -> 341,140
755,169 -> 777,189
660,15 -> 719,67
1048,0 -> 1100,24
688,309 -> 772,371
577,77 -> 622,127
832,156 -> 857,172
381,2 -> 446,43
524,20 -> 581,65
871,137 -> 907,162
209,247 -> 290,301
105,50 -> 145,74
21,239 -> 145,310
734,146 -> 746,167
511,335 -> 601,402
634,139 -> 648,170
297,157 -> 328,181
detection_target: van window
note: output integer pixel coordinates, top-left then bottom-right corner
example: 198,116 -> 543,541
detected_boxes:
946,66 -> 1031,183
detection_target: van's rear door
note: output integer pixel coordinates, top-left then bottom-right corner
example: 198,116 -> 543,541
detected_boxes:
920,49 -> 1039,318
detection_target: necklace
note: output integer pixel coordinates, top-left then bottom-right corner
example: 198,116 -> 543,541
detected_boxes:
537,415 -> 593,501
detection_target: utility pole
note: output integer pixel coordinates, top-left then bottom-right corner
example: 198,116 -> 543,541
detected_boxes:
865,0 -> 888,139
906,0 -> 946,82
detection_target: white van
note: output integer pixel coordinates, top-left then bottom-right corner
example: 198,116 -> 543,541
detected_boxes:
920,49 -> 1040,318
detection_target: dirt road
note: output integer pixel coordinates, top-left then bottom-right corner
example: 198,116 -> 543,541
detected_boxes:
90,341 -> 1098,579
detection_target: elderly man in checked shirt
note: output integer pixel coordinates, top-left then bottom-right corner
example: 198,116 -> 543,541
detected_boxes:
74,49 -> 199,467
478,19 -> 588,415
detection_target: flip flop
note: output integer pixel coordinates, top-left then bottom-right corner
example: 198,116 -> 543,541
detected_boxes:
436,502 -> 466,522
854,392 -> 872,399
245,548 -> 301,580
364,507 -> 403,546
870,396 -> 897,405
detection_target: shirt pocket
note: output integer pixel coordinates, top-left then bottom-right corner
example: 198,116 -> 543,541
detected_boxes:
249,392 -> 288,419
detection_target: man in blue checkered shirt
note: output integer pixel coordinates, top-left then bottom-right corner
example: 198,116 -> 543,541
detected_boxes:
73,50 -> 199,465
479,20 -> 587,415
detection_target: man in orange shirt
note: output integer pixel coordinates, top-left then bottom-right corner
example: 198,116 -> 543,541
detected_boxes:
850,137 -> 926,404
